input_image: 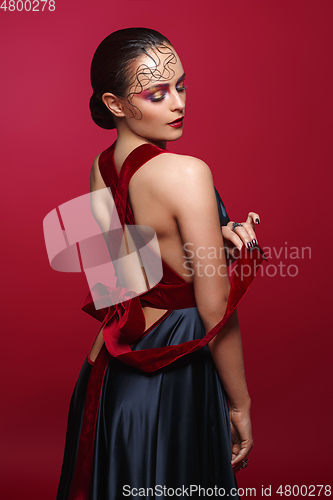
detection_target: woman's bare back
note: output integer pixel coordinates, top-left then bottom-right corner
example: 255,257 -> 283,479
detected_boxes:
124,150 -> 195,337
89,147 -> 195,362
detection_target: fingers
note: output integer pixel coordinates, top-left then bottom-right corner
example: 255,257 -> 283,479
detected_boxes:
222,225 -> 243,251
230,221 -> 258,250
246,212 -> 260,227
222,212 -> 261,254
231,443 -> 253,474
229,409 -> 253,474
232,454 -> 250,474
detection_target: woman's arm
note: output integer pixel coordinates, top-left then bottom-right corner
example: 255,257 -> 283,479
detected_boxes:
208,310 -> 250,409
164,155 -> 253,470
90,153 -> 112,235
164,155 -> 231,325
208,309 -> 253,472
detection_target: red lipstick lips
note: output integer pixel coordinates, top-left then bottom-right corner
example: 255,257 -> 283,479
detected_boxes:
168,117 -> 184,128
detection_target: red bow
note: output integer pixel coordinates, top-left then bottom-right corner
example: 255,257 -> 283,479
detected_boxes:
102,286 -> 146,348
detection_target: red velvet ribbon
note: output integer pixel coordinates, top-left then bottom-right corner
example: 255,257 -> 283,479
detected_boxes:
82,247 -> 265,373
67,343 -> 110,500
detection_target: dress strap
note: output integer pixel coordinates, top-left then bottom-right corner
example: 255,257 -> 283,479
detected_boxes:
107,142 -> 166,265
113,143 -> 166,227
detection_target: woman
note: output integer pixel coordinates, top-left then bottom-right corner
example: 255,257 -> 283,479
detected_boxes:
56,27 -> 265,500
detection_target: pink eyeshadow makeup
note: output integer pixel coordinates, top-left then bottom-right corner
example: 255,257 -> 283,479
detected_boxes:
140,84 -> 169,101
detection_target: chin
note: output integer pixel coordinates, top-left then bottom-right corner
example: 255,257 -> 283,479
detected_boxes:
146,130 -> 183,146
166,128 -> 184,140
167,135 -> 182,143
168,132 -> 183,142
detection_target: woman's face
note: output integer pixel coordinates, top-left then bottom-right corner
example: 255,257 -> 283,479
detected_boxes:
120,44 -> 186,147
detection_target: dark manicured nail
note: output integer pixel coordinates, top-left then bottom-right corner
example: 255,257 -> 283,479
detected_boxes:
255,218 -> 260,224
252,239 -> 257,246
247,242 -> 253,249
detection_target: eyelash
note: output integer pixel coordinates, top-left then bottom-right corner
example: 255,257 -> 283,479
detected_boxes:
149,85 -> 188,103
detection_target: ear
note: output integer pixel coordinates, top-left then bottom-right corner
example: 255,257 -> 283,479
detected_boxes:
102,92 -> 126,118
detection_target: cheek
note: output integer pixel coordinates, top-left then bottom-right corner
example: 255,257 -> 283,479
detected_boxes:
128,95 -> 167,128
127,98 -> 145,121
145,108 -> 164,122
135,102 -> 163,125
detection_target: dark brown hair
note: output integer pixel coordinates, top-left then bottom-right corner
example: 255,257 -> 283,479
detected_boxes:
89,27 -> 172,129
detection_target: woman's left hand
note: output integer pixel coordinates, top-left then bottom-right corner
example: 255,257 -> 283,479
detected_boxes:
229,406 -> 254,474
222,212 -> 260,260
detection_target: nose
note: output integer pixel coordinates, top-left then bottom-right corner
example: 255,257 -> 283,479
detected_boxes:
169,88 -> 186,112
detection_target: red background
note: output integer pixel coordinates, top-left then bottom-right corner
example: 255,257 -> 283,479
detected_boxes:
1,1 -> 332,498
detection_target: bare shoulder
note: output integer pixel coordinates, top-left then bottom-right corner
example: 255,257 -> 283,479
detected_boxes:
140,152 -> 213,191
151,151 -> 212,175
133,151 -> 215,215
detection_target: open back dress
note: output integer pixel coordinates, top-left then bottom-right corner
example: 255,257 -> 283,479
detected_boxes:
55,141 -> 265,500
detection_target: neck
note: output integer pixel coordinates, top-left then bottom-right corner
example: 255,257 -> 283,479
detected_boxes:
114,123 -> 166,150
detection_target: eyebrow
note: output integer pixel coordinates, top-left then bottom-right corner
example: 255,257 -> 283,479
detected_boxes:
144,72 -> 186,93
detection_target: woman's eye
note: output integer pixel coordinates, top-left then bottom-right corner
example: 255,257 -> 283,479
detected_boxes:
176,85 -> 188,92
148,84 -> 187,102
149,91 -> 166,102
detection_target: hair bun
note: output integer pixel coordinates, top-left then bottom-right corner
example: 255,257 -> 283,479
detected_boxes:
89,93 -> 116,130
